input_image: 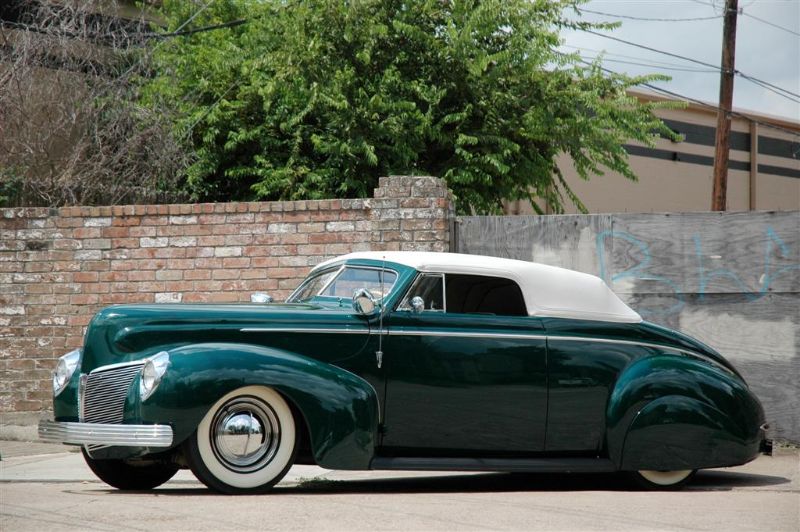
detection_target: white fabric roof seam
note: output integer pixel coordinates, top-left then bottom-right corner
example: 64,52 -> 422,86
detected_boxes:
314,251 -> 642,324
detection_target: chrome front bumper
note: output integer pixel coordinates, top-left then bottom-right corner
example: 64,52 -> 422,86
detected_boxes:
38,420 -> 173,448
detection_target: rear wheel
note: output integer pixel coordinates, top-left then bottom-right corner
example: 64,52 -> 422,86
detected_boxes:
82,449 -> 178,490
184,386 -> 297,494
630,469 -> 696,490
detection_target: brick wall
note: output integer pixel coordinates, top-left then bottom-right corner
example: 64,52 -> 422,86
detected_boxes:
0,176 -> 453,417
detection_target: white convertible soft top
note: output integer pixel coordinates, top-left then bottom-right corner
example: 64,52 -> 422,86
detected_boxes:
314,251 -> 642,324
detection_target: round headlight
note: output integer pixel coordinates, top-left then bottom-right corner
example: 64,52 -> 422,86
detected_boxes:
139,352 -> 170,401
53,349 -> 81,397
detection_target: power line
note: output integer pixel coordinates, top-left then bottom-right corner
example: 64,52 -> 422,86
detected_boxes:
578,54 -> 719,73
578,28 -> 800,102
739,74 -> 800,100
741,12 -> 800,37
688,0 -> 725,13
560,44 -> 717,70
740,75 -> 800,104
580,28 -> 721,70
578,8 -> 722,22
573,54 -> 799,139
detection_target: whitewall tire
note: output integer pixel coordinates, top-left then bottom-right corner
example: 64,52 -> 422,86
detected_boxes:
632,469 -> 696,490
185,386 -> 297,494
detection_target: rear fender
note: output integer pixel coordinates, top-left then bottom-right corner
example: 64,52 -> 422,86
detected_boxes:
140,343 -> 379,470
606,354 -> 763,470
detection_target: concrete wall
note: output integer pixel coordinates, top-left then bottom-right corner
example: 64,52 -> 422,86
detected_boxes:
0,176 -> 452,416
456,211 -> 800,443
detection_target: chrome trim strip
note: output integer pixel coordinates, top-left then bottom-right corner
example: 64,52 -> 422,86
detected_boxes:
286,265 -> 344,303
246,327 -> 709,361
241,327 -> 369,334
548,335 -> 696,356
88,360 -> 145,375
38,420 -> 173,447
365,330 -> 706,358
288,264 -> 401,303
396,273 -> 446,312
383,329 -> 547,341
317,264 -> 346,296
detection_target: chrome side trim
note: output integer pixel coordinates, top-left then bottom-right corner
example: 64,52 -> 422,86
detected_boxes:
382,329 -> 547,341
241,327 -> 369,334
246,327 -> 712,363
367,330 -> 710,359
548,335 -> 695,356
38,420 -> 173,448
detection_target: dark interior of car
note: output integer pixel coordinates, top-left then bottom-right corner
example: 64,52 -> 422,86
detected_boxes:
445,274 -> 527,316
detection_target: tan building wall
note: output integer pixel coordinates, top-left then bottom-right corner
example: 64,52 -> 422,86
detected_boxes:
508,92 -> 800,215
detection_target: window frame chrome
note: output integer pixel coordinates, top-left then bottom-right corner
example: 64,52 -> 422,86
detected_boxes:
396,272 -> 447,313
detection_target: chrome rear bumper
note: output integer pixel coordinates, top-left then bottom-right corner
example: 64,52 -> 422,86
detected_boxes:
38,420 -> 173,448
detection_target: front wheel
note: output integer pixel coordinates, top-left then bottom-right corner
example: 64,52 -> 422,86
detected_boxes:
630,469 -> 696,490
184,386 -> 297,494
82,449 -> 178,490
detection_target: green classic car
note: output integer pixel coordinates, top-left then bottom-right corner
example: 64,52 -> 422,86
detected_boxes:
39,251 -> 769,493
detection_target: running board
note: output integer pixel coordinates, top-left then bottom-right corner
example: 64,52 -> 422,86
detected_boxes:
370,456 -> 616,473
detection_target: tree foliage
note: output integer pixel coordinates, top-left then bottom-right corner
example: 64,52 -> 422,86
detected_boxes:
145,0 -> 677,213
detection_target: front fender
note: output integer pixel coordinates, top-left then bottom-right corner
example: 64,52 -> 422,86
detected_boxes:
141,343 -> 379,470
606,354 -> 764,470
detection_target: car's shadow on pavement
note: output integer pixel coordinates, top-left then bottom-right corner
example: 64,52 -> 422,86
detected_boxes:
96,470 -> 790,496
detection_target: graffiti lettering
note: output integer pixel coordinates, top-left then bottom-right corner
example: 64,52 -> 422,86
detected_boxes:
596,226 -> 799,316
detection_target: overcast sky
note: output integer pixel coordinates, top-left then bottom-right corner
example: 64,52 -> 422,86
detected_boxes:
562,0 -> 800,121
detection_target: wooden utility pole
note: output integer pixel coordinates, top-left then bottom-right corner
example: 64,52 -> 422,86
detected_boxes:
711,0 -> 739,211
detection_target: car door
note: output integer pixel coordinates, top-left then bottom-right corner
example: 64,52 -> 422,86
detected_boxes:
380,273 -> 548,453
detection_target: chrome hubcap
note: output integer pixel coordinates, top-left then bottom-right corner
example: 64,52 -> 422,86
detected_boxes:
210,397 -> 280,473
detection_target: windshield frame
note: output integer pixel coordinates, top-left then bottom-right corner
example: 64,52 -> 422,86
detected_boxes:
286,264 -> 399,303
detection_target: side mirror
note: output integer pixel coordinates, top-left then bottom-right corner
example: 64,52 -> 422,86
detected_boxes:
352,288 -> 378,315
250,292 -> 273,304
410,296 -> 425,314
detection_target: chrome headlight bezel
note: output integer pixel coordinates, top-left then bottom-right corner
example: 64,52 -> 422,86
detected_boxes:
53,349 -> 81,397
139,351 -> 170,401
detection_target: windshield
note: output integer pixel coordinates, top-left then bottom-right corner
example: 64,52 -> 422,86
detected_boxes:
287,266 -> 398,303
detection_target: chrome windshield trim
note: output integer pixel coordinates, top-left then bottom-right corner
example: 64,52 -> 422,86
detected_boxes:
287,264 -> 400,303
38,420 -> 173,448
286,265 -> 344,303
317,264 -> 347,296
241,327 -> 369,334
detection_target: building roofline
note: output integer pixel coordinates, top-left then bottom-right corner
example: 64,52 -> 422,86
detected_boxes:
629,88 -> 800,132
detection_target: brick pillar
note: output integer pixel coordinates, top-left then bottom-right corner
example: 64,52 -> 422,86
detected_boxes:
368,175 -> 454,252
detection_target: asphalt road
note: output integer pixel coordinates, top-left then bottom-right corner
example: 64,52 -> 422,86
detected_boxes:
1,442 -> 798,532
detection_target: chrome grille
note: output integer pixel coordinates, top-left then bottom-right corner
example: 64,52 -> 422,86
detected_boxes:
81,362 -> 144,424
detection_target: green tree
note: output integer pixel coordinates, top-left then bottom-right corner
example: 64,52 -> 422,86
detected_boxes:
144,0 -> 676,213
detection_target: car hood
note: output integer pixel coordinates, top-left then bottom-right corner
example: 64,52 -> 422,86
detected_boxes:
81,302 -> 369,371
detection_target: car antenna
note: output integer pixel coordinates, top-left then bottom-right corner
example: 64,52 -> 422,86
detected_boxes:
376,255 -> 385,369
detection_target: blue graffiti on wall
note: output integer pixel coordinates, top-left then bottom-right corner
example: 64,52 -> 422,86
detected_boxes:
596,227 -> 799,317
